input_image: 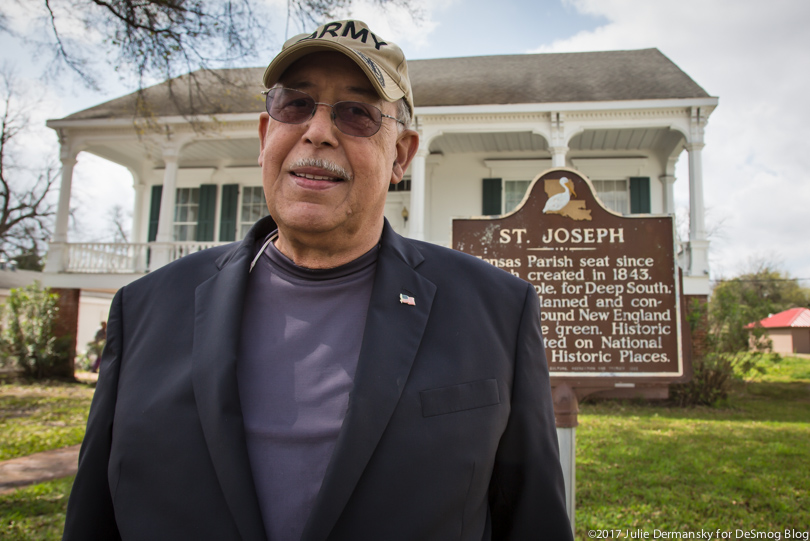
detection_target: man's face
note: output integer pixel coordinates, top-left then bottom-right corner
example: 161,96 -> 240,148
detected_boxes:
258,52 -> 418,246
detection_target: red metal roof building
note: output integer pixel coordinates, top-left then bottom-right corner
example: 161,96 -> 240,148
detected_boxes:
747,308 -> 810,354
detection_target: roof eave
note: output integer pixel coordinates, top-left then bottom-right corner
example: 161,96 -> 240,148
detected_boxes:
46,112 -> 261,131
415,97 -> 719,116
47,96 -> 719,131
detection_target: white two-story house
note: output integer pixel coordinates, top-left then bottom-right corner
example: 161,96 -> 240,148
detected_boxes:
43,48 -> 717,302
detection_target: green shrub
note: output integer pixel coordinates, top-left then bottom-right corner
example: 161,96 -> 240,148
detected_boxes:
670,298 -> 780,406
0,282 -> 69,379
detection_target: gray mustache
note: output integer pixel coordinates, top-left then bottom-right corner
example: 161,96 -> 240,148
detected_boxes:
289,158 -> 353,181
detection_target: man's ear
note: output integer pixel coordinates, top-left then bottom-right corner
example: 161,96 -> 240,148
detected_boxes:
390,129 -> 420,185
257,112 -> 271,166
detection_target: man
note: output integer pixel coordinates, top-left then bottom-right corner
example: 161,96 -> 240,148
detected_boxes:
63,20 -> 572,541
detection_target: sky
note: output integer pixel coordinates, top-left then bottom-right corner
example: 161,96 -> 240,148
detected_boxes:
2,0 -> 809,284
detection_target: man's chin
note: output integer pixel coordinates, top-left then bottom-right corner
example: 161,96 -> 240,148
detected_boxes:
274,209 -> 343,237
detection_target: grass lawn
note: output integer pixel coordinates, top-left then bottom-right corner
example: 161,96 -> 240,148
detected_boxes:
576,356 -> 810,538
0,377 -> 96,461
1,360 -> 808,539
0,477 -> 73,541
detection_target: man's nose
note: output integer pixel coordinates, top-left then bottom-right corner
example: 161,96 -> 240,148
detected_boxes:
303,103 -> 339,147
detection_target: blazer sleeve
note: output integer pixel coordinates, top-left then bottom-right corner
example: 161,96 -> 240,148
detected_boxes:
62,290 -> 124,541
488,283 -> 573,540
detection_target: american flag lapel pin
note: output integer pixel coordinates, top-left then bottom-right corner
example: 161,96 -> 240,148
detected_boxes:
399,293 -> 416,306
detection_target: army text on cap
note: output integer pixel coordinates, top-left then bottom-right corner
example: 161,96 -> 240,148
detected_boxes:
297,21 -> 389,51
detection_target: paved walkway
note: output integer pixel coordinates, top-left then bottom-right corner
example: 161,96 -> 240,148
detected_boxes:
0,444 -> 81,494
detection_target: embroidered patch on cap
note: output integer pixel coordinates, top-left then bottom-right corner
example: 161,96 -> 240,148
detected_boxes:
357,51 -> 385,88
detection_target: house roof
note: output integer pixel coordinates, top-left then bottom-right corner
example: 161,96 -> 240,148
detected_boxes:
60,48 -> 711,121
747,308 -> 810,329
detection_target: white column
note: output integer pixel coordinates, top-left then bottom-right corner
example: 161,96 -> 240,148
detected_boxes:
549,112 -> 568,168
129,173 -> 148,272
44,146 -> 77,273
53,152 -> 76,243
660,174 -> 676,215
687,142 -> 706,241
551,147 -> 568,168
130,170 -> 145,243
150,146 -> 180,269
686,141 -> 709,277
684,107 -> 710,280
156,148 -> 179,243
408,148 -> 428,241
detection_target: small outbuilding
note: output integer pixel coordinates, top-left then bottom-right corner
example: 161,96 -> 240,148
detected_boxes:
747,308 -> 810,354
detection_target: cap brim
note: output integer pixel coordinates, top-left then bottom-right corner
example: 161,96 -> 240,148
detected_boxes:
262,40 -> 406,104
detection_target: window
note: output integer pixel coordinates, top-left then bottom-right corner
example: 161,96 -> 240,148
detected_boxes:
388,179 -> 411,192
504,180 -> 531,213
482,179 -> 532,215
592,180 -> 629,215
174,188 -> 199,241
240,186 -> 270,238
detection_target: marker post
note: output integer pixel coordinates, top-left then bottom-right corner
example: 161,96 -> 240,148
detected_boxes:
553,384 -> 579,537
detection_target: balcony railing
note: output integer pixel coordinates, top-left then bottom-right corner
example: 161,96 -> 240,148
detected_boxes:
61,241 -> 227,274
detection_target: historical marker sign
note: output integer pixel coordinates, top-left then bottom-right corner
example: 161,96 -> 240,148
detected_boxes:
452,168 -> 687,382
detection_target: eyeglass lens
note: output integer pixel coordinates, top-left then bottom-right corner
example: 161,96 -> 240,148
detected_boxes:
265,88 -> 383,137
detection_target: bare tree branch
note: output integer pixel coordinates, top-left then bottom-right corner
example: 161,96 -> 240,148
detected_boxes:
0,72 -> 56,269
108,204 -> 130,243
14,0 -> 420,91
43,0 -> 99,89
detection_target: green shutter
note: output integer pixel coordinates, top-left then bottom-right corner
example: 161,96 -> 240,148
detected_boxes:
630,177 -> 651,214
482,178 -> 502,215
219,184 -> 239,242
148,185 -> 162,242
196,184 -> 217,241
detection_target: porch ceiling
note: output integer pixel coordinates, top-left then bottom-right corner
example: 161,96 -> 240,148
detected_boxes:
569,128 -> 682,151
179,139 -> 259,168
427,127 -> 683,155
428,132 -> 549,154
80,127 -> 684,170
80,137 -> 260,170
82,140 -> 159,171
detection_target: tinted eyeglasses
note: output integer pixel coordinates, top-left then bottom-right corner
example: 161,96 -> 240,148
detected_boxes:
262,87 -> 404,137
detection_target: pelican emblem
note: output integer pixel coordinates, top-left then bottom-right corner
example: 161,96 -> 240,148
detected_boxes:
543,177 -> 577,214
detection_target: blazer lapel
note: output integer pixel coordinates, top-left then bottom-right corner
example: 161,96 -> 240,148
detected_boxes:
191,217 -> 276,541
301,223 -> 437,541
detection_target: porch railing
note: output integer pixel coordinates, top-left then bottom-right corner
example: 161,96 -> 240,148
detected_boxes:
170,242 -> 226,261
63,241 -> 227,274
65,243 -> 150,273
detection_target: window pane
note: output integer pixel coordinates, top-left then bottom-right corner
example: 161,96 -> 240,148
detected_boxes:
240,187 -> 269,232
593,180 -> 629,214
504,180 -> 530,213
174,224 -> 190,241
190,188 -> 199,204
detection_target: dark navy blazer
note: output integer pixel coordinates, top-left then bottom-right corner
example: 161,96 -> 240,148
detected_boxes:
63,216 -> 572,541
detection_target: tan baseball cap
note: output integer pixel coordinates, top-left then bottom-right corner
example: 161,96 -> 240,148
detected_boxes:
262,20 -> 414,119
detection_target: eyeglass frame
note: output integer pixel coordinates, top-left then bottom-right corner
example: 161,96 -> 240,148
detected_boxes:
261,87 -> 405,137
